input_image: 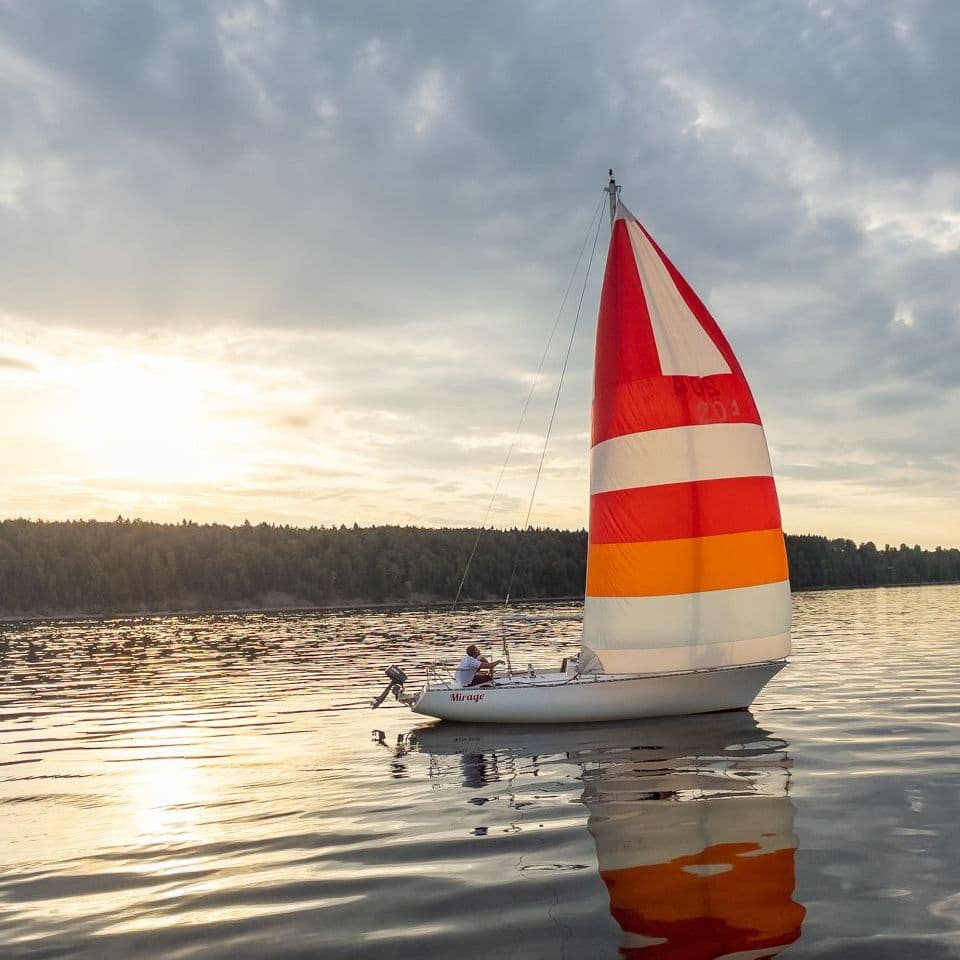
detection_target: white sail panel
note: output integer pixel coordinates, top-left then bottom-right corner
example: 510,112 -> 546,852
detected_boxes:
590,796 -> 797,872
590,422 -> 773,495
625,218 -> 731,377
583,580 -> 791,649
584,626 -> 791,674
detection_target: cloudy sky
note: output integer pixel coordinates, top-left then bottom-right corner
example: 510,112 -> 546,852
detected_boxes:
1,0 -> 958,547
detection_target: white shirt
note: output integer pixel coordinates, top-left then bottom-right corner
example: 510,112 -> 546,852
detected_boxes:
454,655 -> 482,687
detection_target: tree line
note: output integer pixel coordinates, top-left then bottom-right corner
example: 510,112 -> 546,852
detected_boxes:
0,518 -> 957,618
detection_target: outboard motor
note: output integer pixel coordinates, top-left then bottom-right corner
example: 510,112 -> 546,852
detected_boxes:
385,665 -> 408,685
371,665 -> 410,709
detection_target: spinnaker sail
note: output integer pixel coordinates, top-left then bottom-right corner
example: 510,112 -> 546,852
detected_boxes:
582,201 -> 791,675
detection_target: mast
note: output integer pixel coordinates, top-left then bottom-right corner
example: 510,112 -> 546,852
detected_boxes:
604,169 -> 621,228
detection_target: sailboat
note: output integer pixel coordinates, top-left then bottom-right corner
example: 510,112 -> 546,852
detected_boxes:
381,172 -> 791,722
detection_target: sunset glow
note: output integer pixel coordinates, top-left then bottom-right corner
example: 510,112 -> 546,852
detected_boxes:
1,3 -> 958,548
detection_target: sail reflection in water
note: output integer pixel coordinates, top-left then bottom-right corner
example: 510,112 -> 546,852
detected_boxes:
413,713 -> 804,959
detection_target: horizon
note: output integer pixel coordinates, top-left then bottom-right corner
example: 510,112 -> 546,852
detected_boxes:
2,3 -> 958,550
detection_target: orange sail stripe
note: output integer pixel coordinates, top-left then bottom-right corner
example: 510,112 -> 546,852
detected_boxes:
600,844 -> 804,958
586,529 -> 788,597
589,476 -> 781,545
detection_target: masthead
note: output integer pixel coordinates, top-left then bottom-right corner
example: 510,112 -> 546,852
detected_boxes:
605,169 -> 621,228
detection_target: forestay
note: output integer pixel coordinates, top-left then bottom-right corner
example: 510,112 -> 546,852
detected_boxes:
581,201 -> 791,674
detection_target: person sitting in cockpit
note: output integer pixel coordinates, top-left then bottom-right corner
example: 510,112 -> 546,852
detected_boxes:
454,644 -> 503,687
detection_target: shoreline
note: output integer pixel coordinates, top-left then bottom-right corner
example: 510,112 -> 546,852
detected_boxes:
0,594 -> 585,626
2,580 -> 959,627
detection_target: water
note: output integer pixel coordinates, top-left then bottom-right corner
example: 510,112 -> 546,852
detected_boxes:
1,585 -> 960,958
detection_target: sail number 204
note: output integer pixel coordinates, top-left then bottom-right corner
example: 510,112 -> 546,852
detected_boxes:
695,398 -> 741,422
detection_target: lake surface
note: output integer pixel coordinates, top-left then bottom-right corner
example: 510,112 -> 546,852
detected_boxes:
2,584 -> 960,958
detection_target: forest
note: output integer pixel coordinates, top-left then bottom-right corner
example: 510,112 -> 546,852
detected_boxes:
0,518 -> 958,618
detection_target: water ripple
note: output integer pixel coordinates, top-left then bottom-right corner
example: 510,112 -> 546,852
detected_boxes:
1,587 -> 960,957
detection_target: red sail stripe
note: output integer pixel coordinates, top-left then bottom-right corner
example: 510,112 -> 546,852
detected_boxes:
589,476 -> 781,545
592,376 -> 760,447
592,216 -> 761,447
593,218 -> 662,388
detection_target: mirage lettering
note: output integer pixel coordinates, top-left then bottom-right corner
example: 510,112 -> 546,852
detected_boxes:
450,692 -> 485,703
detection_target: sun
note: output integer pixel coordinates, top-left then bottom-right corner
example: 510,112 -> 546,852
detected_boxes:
63,351 -> 230,486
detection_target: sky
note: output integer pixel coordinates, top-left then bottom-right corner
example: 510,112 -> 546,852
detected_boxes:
1,0 -> 958,547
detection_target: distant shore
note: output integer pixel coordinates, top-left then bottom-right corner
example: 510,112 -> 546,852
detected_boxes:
2,519 -> 958,626
3,581 -> 959,627
0,593 -> 580,625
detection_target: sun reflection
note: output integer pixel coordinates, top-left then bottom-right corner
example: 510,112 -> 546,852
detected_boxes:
132,757 -> 201,843
123,720 -> 209,847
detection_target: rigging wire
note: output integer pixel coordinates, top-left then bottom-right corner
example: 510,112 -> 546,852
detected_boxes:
504,197 -> 606,607
451,191 -> 606,609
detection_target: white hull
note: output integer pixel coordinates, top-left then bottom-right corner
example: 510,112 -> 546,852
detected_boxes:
410,660 -> 785,724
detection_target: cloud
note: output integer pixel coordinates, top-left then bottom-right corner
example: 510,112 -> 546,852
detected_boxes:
0,353 -> 34,370
0,1 -> 957,545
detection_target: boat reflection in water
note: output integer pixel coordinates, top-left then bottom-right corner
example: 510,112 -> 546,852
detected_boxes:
412,712 -> 804,958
